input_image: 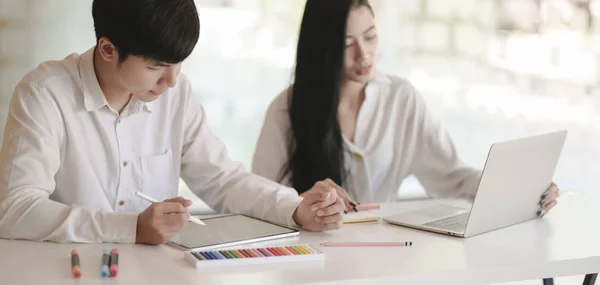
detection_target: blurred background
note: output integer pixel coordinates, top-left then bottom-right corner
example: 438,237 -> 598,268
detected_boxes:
1,0 -> 599,209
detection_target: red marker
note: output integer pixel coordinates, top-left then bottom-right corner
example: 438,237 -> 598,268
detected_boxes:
109,248 -> 119,278
71,249 -> 81,279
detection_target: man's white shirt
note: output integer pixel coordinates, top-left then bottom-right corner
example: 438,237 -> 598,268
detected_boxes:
0,47 -> 302,243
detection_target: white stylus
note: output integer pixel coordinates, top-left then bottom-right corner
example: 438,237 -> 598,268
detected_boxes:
135,191 -> 206,226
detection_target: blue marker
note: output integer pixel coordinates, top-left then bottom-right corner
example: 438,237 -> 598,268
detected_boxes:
101,249 -> 111,278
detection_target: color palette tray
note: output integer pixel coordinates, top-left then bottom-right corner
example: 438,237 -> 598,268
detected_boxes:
184,244 -> 325,268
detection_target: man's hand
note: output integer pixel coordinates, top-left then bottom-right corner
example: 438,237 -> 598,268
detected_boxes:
136,197 -> 192,245
294,182 -> 345,231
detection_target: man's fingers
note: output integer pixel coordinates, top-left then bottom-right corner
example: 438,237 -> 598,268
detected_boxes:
164,212 -> 190,231
164,196 -> 193,207
156,202 -> 188,214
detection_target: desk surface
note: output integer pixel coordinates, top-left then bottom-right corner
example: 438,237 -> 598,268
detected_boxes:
1,191 -> 599,285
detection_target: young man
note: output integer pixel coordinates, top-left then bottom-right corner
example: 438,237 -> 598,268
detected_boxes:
0,0 -> 345,245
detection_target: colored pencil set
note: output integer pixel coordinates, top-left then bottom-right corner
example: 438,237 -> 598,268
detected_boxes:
185,244 -> 325,268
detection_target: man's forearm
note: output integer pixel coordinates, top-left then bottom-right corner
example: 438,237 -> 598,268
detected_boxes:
0,190 -> 138,243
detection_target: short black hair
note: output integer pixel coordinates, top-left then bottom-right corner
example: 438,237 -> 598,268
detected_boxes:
92,0 -> 200,63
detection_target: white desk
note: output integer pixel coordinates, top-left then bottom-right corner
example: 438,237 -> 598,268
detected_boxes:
1,192 -> 599,285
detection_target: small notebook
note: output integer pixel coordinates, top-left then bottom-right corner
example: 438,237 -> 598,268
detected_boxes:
342,211 -> 381,224
184,244 -> 325,268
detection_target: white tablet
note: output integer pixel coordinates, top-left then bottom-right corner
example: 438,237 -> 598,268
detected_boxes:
168,214 -> 300,251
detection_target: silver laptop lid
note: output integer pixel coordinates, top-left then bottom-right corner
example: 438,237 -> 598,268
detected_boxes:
463,130 -> 567,237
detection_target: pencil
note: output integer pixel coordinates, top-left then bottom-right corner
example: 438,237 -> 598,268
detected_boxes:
320,242 -> 412,247
356,204 -> 380,211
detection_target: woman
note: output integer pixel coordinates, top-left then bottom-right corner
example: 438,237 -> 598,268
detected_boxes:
252,0 -> 558,217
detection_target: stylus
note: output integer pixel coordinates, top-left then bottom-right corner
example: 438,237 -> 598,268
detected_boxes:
135,191 -> 206,226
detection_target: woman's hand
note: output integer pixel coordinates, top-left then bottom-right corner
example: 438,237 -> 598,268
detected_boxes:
538,182 -> 559,218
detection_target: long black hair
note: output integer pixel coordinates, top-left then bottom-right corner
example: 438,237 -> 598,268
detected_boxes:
283,0 -> 373,194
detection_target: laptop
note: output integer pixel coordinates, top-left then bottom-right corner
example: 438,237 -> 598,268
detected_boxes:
383,130 -> 567,238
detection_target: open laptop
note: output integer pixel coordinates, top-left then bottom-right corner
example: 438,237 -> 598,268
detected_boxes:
383,130 -> 567,238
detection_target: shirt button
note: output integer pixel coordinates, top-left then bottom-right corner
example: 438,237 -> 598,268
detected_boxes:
118,200 -> 125,206
117,119 -> 121,124
123,161 -> 129,167
353,153 -> 362,160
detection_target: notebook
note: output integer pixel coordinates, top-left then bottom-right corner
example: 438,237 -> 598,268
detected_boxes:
342,211 -> 381,224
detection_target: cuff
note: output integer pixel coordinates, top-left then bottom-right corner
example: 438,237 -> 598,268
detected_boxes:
277,195 -> 303,228
100,212 -> 139,243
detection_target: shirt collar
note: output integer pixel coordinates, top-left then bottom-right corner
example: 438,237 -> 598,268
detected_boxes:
129,98 -> 155,114
78,46 -> 154,114
364,70 -> 389,99
143,100 -> 155,113
79,47 -> 109,112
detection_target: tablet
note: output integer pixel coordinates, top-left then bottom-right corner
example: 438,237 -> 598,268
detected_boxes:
168,214 -> 299,251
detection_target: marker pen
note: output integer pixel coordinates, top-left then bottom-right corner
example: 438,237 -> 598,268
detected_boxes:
101,249 -> 110,278
71,249 -> 81,279
109,248 -> 119,278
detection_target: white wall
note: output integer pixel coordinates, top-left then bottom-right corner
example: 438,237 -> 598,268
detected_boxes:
1,1 -> 599,206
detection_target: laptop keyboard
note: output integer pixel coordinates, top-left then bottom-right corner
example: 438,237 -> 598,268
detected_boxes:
423,212 -> 470,232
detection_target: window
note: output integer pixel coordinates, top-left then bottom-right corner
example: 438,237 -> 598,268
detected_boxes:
1,0 -> 598,214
